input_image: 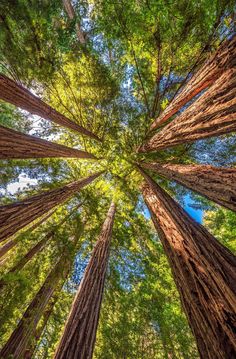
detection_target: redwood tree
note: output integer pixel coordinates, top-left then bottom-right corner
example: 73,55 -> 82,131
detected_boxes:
139,69 -> 236,152
0,203 -> 82,291
0,125 -> 96,159
0,74 -> 100,141
149,35 -> 236,131
0,210 -> 55,259
141,162 -> 236,212
54,201 -> 116,359
139,168 -> 236,359
0,171 -> 102,242
0,231 -> 82,359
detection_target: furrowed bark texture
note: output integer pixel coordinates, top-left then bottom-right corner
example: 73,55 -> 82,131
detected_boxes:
141,162 -> 236,212
62,0 -> 86,44
149,35 -> 236,131
0,210 -> 55,259
54,202 -> 116,359
0,125 -> 96,159
0,172 -> 102,242
0,254 -> 74,359
140,169 -> 236,359
139,69 -> 236,152
0,74 -> 99,141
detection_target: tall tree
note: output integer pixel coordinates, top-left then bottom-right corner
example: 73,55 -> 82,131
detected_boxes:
139,68 -> 236,152
0,74 -> 100,141
0,172 -> 102,242
54,201 -> 116,359
139,167 -> 236,359
0,203 -> 82,290
0,210 -> 55,259
62,0 -> 86,44
141,162 -> 236,212
0,125 -> 96,159
149,35 -> 236,131
0,229 -> 82,359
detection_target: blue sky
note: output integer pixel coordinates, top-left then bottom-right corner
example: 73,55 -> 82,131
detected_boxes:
143,193 -> 203,224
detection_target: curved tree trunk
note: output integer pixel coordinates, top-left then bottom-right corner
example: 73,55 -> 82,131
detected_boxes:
149,35 -> 236,131
0,210 -> 55,259
141,162 -> 236,212
0,171 -> 102,242
0,74 -> 100,141
0,125 -> 96,159
139,168 -> 236,359
54,202 -> 116,359
0,229 -> 82,359
139,69 -> 236,152
62,0 -> 86,44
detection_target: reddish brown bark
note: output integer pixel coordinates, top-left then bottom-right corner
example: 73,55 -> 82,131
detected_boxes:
54,202 -> 116,359
139,69 -> 236,152
149,35 -> 236,131
0,125 -> 96,159
0,171 -> 102,242
0,210 -> 55,259
0,232 -> 81,359
140,168 -> 236,359
141,162 -> 236,212
62,0 -> 86,44
0,74 -> 100,141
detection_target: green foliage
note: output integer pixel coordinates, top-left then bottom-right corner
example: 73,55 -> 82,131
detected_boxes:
0,0 -> 235,357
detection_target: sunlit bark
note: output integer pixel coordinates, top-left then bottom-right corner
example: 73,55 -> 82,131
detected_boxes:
54,202 -> 116,359
0,74 -> 100,141
149,35 -> 236,131
141,162 -> 236,212
139,69 -> 236,152
0,125 -> 96,159
140,168 -> 236,359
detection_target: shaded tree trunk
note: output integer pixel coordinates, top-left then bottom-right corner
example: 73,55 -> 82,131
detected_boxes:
0,229 -> 82,359
0,171 -> 102,242
0,203 -> 82,291
0,209 -> 55,259
149,35 -> 236,131
141,162 -> 236,212
139,69 -> 236,152
54,202 -> 116,359
0,125 -> 96,159
0,74 -> 100,141
139,168 -> 236,359
62,0 -> 86,44
24,282 -> 67,359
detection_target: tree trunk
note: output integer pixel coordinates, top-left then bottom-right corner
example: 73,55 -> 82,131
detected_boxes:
24,281 -> 67,359
0,203 -> 82,291
141,162 -> 236,212
0,125 -> 96,159
139,69 -> 236,152
62,0 -> 86,44
149,35 -> 236,131
0,209 -> 55,259
0,171 -> 102,242
0,74 -> 100,141
139,168 -> 236,359
0,232 -> 81,359
54,202 -> 116,359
